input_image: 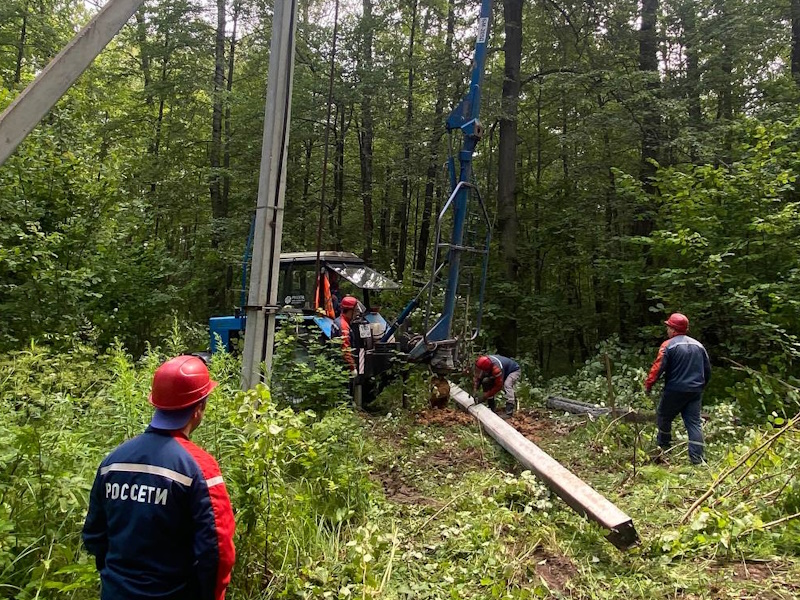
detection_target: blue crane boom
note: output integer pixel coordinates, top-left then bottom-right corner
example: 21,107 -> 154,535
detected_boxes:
396,0 -> 493,370
436,0 -> 492,340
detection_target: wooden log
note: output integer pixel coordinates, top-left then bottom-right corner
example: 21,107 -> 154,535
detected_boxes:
547,395 -> 656,423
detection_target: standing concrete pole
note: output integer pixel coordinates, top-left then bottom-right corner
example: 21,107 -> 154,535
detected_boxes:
241,0 -> 299,389
0,0 -> 146,167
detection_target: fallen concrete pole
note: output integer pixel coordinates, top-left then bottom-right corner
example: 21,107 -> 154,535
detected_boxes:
450,383 -> 639,550
547,395 -> 655,423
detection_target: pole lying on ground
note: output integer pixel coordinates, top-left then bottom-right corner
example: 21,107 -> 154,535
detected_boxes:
547,395 -> 655,423
449,383 -> 639,550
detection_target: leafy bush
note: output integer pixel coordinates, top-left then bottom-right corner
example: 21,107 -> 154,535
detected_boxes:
0,342 -> 382,599
269,316 -> 352,409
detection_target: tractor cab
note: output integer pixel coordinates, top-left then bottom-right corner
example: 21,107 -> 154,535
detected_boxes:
209,251 -> 399,354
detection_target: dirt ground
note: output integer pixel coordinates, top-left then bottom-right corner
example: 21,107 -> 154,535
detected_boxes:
372,464 -> 439,505
414,406 -> 580,445
414,407 -> 475,426
530,548 -> 579,593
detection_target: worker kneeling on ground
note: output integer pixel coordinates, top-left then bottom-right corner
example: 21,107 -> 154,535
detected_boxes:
645,313 -> 711,465
82,355 -> 236,600
474,354 -> 521,417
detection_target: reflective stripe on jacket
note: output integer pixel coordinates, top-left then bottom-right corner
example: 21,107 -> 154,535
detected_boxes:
645,334 -> 711,393
82,427 -> 235,600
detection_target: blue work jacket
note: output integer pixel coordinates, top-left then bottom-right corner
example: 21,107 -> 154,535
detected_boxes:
82,427 -> 235,600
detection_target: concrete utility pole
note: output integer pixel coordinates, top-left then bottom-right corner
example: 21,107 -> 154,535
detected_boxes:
0,0 -> 146,167
449,383 -> 640,550
240,0 -> 299,390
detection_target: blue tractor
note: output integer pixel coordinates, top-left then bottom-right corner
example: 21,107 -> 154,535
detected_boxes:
209,251 -> 400,355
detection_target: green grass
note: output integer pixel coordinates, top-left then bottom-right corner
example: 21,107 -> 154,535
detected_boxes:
355,393 -> 800,599
1,344 -> 798,599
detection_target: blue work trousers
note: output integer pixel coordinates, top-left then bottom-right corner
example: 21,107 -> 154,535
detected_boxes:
657,390 -> 704,464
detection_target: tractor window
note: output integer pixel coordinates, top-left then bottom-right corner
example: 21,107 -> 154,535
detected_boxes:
279,265 -> 314,309
291,266 -> 312,309
327,264 -> 400,290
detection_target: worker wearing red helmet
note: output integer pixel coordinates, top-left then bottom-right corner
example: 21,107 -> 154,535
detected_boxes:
82,356 -> 235,600
645,313 -> 711,465
333,295 -> 359,373
473,354 -> 521,417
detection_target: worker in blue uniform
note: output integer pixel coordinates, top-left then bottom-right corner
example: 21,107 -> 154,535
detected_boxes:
82,355 -> 235,600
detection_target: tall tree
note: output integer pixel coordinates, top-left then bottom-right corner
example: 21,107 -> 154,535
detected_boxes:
222,0 -> 241,212
210,0 -> 227,226
396,0 -> 419,281
417,0 -> 455,273
496,0 -> 523,355
13,0 -> 28,84
793,0 -> 800,85
638,0 -> 660,199
358,0 -> 375,264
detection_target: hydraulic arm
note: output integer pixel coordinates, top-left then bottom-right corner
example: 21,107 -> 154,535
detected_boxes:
405,0 -> 493,370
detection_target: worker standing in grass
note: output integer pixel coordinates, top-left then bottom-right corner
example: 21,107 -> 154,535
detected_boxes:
474,354 -> 521,417
645,313 -> 712,465
82,356 -> 235,600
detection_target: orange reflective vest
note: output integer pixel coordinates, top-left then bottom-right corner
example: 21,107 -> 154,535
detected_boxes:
314,272 -> 336,319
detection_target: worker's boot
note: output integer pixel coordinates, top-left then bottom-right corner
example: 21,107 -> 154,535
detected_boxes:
504,402 -> 515,418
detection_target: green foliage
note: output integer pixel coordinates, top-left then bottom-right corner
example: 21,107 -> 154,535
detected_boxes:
638,117 -> 800,365
0,341 -> 382,599
270,317 -> 351,409
534,337 -> 653,411
2,341 -> 800,598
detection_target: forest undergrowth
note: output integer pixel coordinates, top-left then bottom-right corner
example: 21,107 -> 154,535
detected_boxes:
1,337 -> 799,599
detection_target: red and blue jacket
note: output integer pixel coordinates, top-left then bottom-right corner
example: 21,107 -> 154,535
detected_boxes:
332,314 -> 357,370
474,355 -> 520,399
82,427 -> 235,600
645,334 -> 711,393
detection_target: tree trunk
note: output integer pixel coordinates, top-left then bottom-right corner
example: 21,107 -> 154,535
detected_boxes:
300,139 -> 313,241
380,165 -> 390,258
638,0 -> 660,202
681,2 -> 701,127
210,0 -> 227,225
417,0 -> 455,273
396,0 -> 418,282
711,0 -> 734,165
359,0 -> 375,264
14,0 -> 29,85
152,30 -> 171,235
332,102 -> 346,247
495,0 -> 523,355
222,1 -> 240,212
793,0 -> 800,86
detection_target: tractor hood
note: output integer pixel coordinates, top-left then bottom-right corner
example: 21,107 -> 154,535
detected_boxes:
327,264 -> 400,290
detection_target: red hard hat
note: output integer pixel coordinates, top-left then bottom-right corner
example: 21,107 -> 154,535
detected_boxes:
664,313 -> 689,334
341,296 -> 358,310
476,356 -> 492,371
149,355 -> 218,410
